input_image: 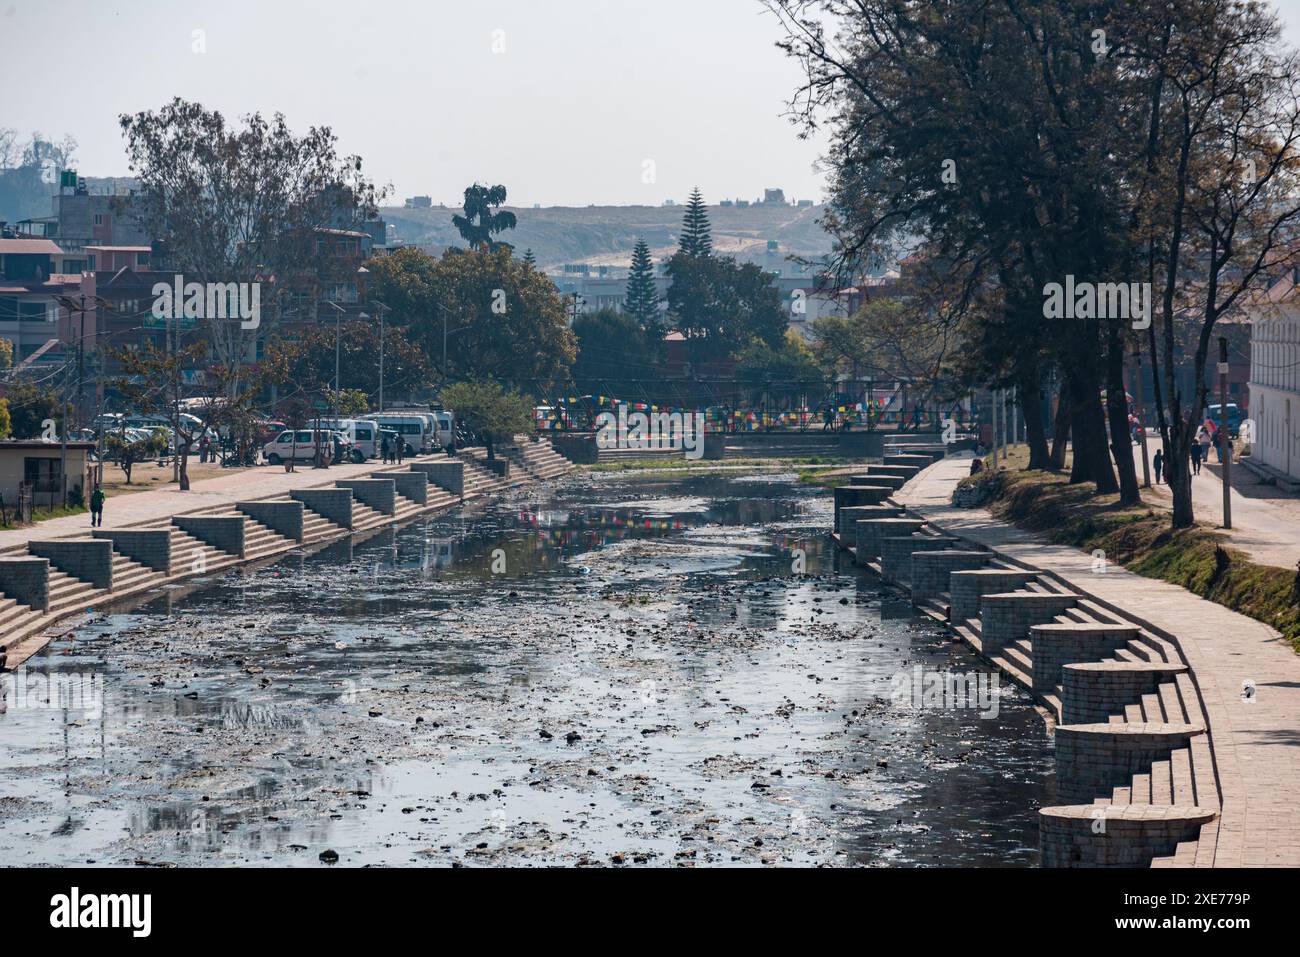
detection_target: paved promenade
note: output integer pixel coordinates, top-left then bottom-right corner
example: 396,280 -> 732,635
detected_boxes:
898,456 -> 1300,867
0,455 -> 444,554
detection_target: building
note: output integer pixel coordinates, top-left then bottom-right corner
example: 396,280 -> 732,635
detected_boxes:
1247,273 -> 1300,482
0,440 -> 95,513
0,233 -> 86,367
404,196 -> 433,209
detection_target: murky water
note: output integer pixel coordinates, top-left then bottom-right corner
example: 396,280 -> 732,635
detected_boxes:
0,469 -> 1054,867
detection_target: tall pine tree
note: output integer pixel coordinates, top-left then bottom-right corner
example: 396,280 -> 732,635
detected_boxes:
624,238 -> 661,336
678,187 -> 712,258
522,248 -> 537,270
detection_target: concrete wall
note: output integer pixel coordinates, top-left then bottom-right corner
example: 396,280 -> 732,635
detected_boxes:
28,538 -> 113,589
173,516 -> 245,556
1030,624 -> 1140,694
949,570 -> 1040,621
410,462 -> 464,497
1040,805 -> 1217,867
92,529 -> 172,572
337,478 -> 396,516
1060,662 -> 1187,725
879,535 -> 952,584
378,470 -> 427,505
0,557 -> 50,612
237,501 -> 305,542
291,489 -> 354,529
910,551 -> 990,601
1054,723 -> 1205,805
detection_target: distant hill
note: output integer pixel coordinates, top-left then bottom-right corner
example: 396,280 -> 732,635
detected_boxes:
382,202 -> 835,269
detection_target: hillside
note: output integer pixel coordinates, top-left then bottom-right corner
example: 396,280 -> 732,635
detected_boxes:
382,202 -> 835,269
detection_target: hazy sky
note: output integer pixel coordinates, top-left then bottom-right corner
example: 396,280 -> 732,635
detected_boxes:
0,0 -> 826,207
6,0 -> 1300,209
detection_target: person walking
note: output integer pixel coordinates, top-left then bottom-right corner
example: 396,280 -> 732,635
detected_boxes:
395,437 -> 405,464
380,433 -> 391,465
1190,439 -> 1203,476
1153,448 -> 1164,485
1198,426 -> 1213,465
89,485 -> 105,528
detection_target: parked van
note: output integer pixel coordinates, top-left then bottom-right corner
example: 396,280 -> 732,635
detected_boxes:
263,429 -> 351,465
318,418 -> 382,460
373,414 -> 430,456
432,411 -> 455,448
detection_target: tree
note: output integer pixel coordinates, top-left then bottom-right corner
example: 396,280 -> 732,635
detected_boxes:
665,252 -> 786,362
624,238 -> 662,339
571,309 -> 659,397
0,397 -> 11,439
522,249 -> 537,270
679,187 -> 712,258
269,320 -> 432,406
367,246 -> 575,388
118,98 -> 384,394
1,378 -> 61,439
439,380 -> 535,462
0,338 -> 13,370
451,184 -> 517,252
105,429 -> 168,484
734,331 -> 826,408
328,388 -> 372,417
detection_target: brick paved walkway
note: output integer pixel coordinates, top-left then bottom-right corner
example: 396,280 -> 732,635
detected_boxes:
898,456 -> 1300,867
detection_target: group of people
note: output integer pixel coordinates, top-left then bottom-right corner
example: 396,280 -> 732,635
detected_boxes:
1151,424 -> 1226,484
379,433 -> 406,465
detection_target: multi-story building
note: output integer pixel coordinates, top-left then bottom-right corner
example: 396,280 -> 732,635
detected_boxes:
1247,273 -> 1300,483
0,233 -> 86,368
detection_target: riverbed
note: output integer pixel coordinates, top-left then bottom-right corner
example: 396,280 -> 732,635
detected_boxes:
0,468 -> 1054,867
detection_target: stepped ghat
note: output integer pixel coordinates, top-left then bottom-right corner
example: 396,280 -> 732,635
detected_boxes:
830,450 -> 1228,868
0,438 -> 575,674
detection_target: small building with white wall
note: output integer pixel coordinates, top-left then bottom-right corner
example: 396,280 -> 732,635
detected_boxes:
1246,274 -> 1300,484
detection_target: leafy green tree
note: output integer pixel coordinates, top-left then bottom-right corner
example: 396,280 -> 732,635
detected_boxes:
452,183 -> 517,252
368,246 -> 575,388
624,238 -> 662,339
678,187 -> 712,258
439,380 -> 535,461
734,330 -> 826,408
572,309 -> 658,397
665,252 -> 786,363
0,397 -> 11,438
270,320 -> 431,406
328,388 -> 372,416
1,378 -> 61,439
0,338 -> 13,371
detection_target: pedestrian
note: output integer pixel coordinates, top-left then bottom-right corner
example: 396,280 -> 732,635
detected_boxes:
89,484 -> 105,528
1191,440 -> 1203,476
1198,427 -> 1213,465
1153,449 -> 1164,485
396,436 -> 405,464
380,433 -> 391,464
969,457 -> 984,476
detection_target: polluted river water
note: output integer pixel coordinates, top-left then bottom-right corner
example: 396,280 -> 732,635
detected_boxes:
0,468 -> 1055,867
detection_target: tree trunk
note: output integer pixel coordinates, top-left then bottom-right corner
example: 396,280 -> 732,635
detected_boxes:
1165,419 -> 1195,528
179,443 -> 191,492
1049,389 -> 1071,471
1066,366 -> 1118,493
1106,323 -> 1140,505
1020,374 -> 1050,469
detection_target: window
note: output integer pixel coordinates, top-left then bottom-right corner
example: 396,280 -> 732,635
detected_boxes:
93,214 -> 104,226
24,457 -> 62,494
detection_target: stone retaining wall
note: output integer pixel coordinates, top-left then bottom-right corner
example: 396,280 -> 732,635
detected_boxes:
949,569 -> 1040,621
236,501 -> 305,543
92,529 -> 172,572
380,470 -> 428,505
28,539 -> 114,589
291,489 -> 354,529
1030,623 -> 1141,694
410,462 -> 464,497
910,550 -> 990,601
173,516 -> 246,556
879,535 -> 952,584
1040,805 -> 1217,868
979,592 -> 1079,652
336,478 -> 396,516
1054,722 -> 1205,804
0,557 -> 49,612
1061,662 -> 1189,724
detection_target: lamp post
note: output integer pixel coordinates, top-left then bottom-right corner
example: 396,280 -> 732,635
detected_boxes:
324,301 -> 344,421
1218,336 -> 1232,530
1131,344 -> 1151,488
368,301 -> 390,413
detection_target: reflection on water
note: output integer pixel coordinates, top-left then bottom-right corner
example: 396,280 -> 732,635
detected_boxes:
0,468 -> 1053,867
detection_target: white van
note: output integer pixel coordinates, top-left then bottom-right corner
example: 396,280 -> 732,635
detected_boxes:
263,429 -> 349,464
373,415 -> 430,457
318,418 -> 383,460
432,411 -> 455,448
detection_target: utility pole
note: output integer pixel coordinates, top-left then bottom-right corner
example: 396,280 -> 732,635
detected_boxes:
372,302 -> 390,412
1219,337 -> 1232,530
992,388 -> 1001,467
1132,345 -> 1151,488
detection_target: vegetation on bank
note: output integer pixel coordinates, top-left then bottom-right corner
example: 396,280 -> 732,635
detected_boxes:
959,453 -> 1300,652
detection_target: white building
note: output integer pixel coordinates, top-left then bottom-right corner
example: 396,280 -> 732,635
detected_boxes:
1247,275 -> 1300,484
